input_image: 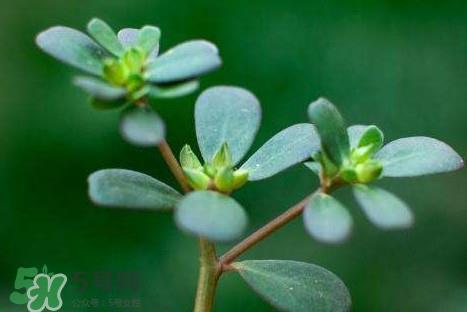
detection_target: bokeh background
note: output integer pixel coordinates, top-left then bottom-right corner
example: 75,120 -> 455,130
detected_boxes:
1,0 -> 466,311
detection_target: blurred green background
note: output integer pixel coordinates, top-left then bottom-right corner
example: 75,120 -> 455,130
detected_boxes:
1,0 -> 466,311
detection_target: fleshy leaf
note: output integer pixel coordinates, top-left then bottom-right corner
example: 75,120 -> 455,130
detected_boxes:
36,26 -> 108,75
174,191 -> 247,242
353,185 -> 413,229
149,80 -> 199,98
357,125 -> 384,153
138,26 -> 161,55
88,169 -> 181,210
308,98 -> 350,166
233,260 -> 351,312
347,125 -> 368,148
87,18 -> 124,56
120,107 -> 165,146
195,86 -> 261,165
375,137 -> 463,177
241,124 -> 320,181
303,193 -> 353,244
146,40 -> 221,83
73,76 -> 126,100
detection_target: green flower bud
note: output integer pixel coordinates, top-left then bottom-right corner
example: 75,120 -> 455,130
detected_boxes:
350,144 -> 374,164
123,47 -> 145,74
203,163 -> 217,178
180,145 -> 202,170
212,143 -> 232,168
232,169 -> 249,190
340,167 -> 358,183
183,168 -> 210,190
214,166 -> 234,193
126,74 -> 145,93
355,160 -> 383,184
103,58 -> 130,86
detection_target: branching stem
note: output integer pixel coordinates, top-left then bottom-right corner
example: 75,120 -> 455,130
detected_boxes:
158,140 -> 191,193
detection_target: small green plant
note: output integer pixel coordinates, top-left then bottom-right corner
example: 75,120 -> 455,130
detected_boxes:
36,18 -> 463,312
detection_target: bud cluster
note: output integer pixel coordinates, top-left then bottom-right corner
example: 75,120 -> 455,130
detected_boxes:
180,143 -> 249,193
103,47 -> 148,101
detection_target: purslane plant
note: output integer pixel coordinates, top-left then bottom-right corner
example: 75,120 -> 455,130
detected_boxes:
36,18 -> 464,312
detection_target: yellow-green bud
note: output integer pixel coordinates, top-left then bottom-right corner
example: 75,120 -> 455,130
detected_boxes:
103,58 -> 129,86
232,169 -> 249,190
123,47 -> 145,73
351,144 -> 374,164
180,145 -> 202,170
212,143 -> 233,168
183,168 -> 210,190
340,167 -> 358,183
214,167 -> 234,193
203,163 -> 217,178
355,160 -> 383,183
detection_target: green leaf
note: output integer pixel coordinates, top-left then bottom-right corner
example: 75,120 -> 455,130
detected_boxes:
357,125 -> 384,153
180,145 -> 203,170
308,98 -> 350,166
138,26 -> 161,55
149,80 -> 199,98
241,124 -> 320,181
146,40 -> 221,83
195,86 -> 261,165
119,107 -> 165,146
36,26 -> 108,75
375,137 -> 464,177
303,193 -> 353,244
347,125 -> 368,148
87,18 -> 124,56
233,260 -> 351,312
353,185 -> 413,229
88,169 -> 181,210
174,191 -> 248,242
73,76 -> 126,100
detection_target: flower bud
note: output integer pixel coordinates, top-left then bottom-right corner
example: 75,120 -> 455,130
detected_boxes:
103,58 -> 129,86
123,47 -> 145,73
212,143 -> 232,168
180,145 -> 202,170
203,163 -> 217,178
232,169 -> 249,190
340,167 -> 358,183
355,160 -> 383,184
214,167 -> 234,193
183,168 -> 210,190
350,144 -> 374,164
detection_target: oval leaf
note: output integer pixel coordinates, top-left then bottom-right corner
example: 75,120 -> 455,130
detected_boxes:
195,86 -> 261,165
88,169 -> 181,210
358,125 -> 384,151
149,80 -> 199,99
36,26 -> 108,75
233,260 -> 351,312
308,98 -> 350,166
241,124 -> 320,181
138,26 -> 161,55
175,191 -> 248,242
87,18 -> 124,56
375,137 -> 463,177
73,76 -> 126,100
146,40 -> 221,83
303,193 -> 353,244
353,185 -> 413,229
119,107 -> 165,146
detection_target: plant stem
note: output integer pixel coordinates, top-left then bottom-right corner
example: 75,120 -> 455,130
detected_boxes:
194,239 -> 221,312
156,139 -> 220,311
220,189 -> 321,267
158,140 -> 191,193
